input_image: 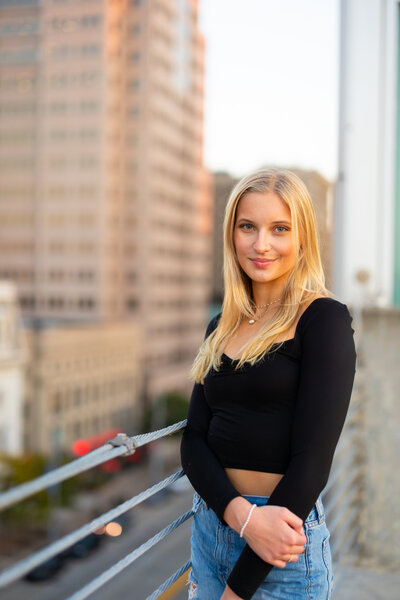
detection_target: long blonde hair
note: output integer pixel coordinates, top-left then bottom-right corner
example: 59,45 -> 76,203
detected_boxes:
190,168 -> 335,383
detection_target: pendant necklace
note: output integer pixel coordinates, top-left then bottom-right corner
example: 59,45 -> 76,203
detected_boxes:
249,297 -> 281,324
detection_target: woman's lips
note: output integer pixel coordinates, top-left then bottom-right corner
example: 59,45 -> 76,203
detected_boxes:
250,258 -> 277,268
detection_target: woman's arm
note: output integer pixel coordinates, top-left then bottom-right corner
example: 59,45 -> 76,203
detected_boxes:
225,301 -> 357,600
180,377 -> 243,522
180,314 -> 243,521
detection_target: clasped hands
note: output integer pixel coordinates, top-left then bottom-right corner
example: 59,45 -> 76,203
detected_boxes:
219,498 -> 307,600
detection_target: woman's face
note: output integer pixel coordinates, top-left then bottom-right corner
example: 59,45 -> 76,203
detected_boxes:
233,191 -> 298,287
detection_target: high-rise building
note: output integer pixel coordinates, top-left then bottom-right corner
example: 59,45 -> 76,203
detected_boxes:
0,0 -> 212,400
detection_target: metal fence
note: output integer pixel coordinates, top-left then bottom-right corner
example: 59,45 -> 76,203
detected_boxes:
323,373 -> 366,564
0,388 -> 365,599
0,421 -> 192,600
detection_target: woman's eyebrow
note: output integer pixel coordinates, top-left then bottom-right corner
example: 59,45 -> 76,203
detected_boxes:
237,218 -> 291,225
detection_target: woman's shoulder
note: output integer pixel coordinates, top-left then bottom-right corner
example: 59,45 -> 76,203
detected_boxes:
204,311 -> 222,339
298,295 -> 354,332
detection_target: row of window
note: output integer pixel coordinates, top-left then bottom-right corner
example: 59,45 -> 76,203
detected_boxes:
152,217 -> 193,236
0,76 -> 141,93
0,214 -> 33,225
50,44 -> 101,58
50,14 -> 102,32
48,129 -> 100,141
47,71 -> 101,87
0,185 -> 100,199
0,0 -> 39,8
152,190 -> 197,212
47,131 -> 138,144
0,72 -> 98,90
0,101 -> 142,115
0,16 -> 104,37
19,296 -> 140,311
0,132 -> 35,142
47,156 -> 100,168
0,48 -> 38,64
17,295 -> 205,313
0,270 -> 139,283
50,381 -> 135,415
147,348 -> 192,368
0,128 -> 134,144
0,21 -> 39,36
0,158 -> 35,169
0,103 -> 36,115
0,242 -> 96,253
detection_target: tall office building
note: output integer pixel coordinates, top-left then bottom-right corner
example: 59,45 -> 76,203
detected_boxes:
0,0 -> 212,398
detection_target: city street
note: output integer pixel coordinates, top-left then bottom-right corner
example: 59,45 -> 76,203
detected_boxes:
2,480 -> 193,600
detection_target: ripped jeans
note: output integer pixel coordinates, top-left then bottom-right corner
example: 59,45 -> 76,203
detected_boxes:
187,491 -> 333,600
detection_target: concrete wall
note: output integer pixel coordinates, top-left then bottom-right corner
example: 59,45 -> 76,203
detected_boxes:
356,306 -> 400,570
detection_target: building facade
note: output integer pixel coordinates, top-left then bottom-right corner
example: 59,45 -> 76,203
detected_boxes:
23,318 -> 142,455
0,0 -> 212,402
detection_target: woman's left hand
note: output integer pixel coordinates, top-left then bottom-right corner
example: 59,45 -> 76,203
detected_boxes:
220,585 -> 244,600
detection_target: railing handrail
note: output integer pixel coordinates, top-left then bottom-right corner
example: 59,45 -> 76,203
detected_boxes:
0,420 -> 187,511
0,420 -> 189,598
0,469 -> 186,589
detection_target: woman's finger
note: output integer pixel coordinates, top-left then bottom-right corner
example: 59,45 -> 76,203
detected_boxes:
288,544 -> 306,555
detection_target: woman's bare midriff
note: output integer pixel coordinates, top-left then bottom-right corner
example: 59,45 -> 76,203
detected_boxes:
225,467 -> 284,496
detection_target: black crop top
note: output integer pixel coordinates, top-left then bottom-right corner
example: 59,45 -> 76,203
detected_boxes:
180,297 -> 357,599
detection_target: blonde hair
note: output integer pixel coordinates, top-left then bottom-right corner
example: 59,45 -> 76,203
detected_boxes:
190,168 -> 335,383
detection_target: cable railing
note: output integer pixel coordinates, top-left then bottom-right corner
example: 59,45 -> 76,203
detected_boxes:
0,383 -> 366,599
0,421 -> 192,600
322,370 -> 366,567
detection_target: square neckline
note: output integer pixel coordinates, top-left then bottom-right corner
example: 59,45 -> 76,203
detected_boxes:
222,297 -> 332,363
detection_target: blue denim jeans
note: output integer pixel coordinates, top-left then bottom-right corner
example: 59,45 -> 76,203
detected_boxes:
187,491 -> 333,600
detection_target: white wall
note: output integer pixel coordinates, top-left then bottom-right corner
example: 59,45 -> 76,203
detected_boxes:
0,370 -> 24,455
334,0 -> 398,307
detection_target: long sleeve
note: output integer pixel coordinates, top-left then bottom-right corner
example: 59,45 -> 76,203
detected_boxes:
226,301 -> 357,599
180,314 -> 242,524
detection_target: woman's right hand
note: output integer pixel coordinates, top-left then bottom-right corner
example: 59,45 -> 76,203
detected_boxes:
223,498 -> 307,568
243,504 -> 307,567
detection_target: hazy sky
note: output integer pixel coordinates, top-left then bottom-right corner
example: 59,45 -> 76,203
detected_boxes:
198,0 -> 339,182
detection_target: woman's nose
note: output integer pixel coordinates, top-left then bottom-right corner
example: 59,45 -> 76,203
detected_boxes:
253,230 -> 272,252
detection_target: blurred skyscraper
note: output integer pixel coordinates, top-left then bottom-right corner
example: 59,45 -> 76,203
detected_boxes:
0,0 -> 212,402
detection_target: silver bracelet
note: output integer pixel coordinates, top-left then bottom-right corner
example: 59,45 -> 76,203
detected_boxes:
240,503 -> 257,538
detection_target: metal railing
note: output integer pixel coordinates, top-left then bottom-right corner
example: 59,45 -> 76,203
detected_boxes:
0,384 -> 366,599
0,421 -> 192,600
322,369 -> 366,567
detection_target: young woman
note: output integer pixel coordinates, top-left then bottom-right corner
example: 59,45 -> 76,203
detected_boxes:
180,168 -> 357,600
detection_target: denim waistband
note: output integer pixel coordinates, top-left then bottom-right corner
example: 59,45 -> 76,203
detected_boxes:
192,491 -> 325,527
241,493 -> 325,526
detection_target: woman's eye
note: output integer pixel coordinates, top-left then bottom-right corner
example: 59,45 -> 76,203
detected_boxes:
239,223 -> 254,230
238,224 -> 288,232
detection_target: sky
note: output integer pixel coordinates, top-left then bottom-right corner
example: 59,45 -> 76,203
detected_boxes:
198,0 -> 339,183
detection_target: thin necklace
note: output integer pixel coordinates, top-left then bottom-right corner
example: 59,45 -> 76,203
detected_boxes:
249,297 -> 281,324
